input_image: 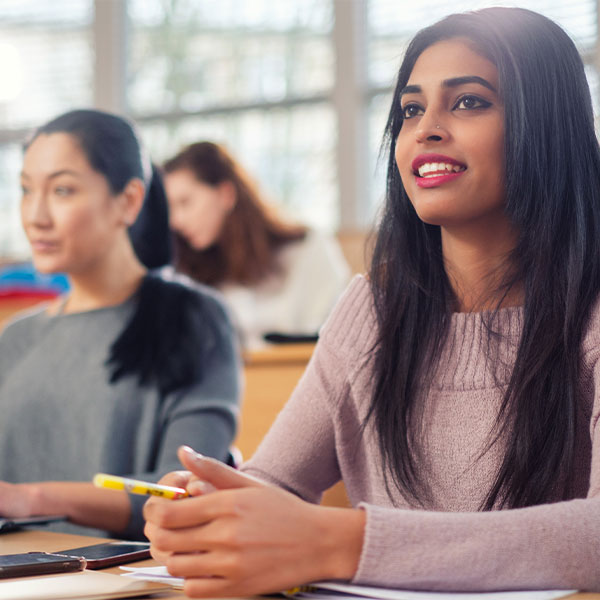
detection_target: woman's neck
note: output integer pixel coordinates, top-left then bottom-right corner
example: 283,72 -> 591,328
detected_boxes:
441,220 -> 522,313
59,241 -> 147,314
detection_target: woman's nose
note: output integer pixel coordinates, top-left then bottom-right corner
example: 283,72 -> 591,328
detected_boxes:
23,193 -> 52,228
414,109 -> 447,143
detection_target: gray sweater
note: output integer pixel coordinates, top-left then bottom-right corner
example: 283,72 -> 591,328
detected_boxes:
0,283 -> 240,539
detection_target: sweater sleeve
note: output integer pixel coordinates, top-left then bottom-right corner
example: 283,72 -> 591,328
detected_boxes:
122,293 -> 241,539
354,498 -> 600,591
352,357 -> 600,592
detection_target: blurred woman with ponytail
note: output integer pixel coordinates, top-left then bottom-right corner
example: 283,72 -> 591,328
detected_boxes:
0,109 -> 240,540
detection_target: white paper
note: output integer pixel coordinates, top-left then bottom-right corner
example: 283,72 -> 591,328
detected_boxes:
119,569 -> 576,600
0,569 -> 171,600
303,581 -> 577,600
120,565 -> 184,588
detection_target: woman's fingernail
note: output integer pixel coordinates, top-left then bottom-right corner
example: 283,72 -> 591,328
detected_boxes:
181,446 -> 204,462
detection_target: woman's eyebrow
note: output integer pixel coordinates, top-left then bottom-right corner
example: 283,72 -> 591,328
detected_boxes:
443,75 -> 497,92
21,169 -> 80,178
399,84 -> 421,99
46,169 -> 81,180
400,75 -> 497,99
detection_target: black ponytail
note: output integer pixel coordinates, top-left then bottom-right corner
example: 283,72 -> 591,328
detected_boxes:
107,274 -> 217,396
128,164 -> 172,269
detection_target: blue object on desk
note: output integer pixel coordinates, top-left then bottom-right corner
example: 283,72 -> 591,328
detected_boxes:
0,262 -> 69,296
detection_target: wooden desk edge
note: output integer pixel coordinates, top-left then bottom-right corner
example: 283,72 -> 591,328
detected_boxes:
243,342 -> 316,366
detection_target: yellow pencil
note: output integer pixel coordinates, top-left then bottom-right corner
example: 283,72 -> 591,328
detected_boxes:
93,473 -> 189,500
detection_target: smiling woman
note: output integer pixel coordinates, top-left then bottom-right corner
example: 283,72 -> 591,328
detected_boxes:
142,7 -> 600,598
394,37 -> 514,311
396,44 -> 504,228
0,109 -> 241,540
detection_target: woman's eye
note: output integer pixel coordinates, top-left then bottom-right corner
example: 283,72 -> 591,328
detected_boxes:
20,186 -> 30,196
453,95 -> 491,110
54,186 -> 74,197
401,103 -> 423,119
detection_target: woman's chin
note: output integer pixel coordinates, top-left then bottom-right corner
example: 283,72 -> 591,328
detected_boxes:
188,237 -> 217,252
30,257 -> 65,275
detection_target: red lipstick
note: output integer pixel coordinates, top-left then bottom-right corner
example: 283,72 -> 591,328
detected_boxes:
415,171 -> 465,188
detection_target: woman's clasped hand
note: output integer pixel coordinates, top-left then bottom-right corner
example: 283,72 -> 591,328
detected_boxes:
143,446 -> 365,598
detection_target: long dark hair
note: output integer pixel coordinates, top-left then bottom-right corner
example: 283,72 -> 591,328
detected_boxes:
368,8 -> 600,509
28,109 -> 207,396
163,142 -> 306,286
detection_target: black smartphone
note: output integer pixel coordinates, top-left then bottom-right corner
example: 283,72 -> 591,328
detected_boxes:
56,541 -> 151,569
0,551 -> 86,579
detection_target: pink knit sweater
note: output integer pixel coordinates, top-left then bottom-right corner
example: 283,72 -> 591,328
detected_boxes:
241,275 -> 600,592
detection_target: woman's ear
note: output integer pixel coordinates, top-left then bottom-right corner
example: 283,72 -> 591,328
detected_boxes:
120,178 -> 145,226
218,180 -> 237,214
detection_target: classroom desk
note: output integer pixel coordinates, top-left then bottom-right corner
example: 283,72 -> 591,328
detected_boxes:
1,529 -> 185,599
2,529 -> 600,600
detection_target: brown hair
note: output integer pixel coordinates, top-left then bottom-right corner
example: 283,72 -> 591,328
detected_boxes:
163,142 -> 307,286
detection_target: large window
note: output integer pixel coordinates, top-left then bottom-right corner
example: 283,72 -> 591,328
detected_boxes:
127,0 -> 337,230
0,0 -> 94,257
0,0 -> 598,258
